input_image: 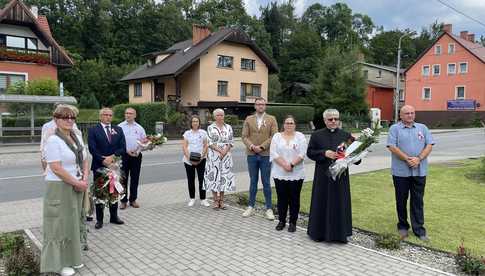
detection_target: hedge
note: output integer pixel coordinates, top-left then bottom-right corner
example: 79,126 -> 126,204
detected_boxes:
112,103 -> 172,134
266,105 -> 315,125
0,117 -> 50,127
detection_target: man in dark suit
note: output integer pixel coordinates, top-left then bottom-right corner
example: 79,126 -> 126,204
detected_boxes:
88,107 -> 126,229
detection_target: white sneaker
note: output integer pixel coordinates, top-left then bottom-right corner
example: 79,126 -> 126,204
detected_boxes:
265,209 -> 275,221
200,199 -> 210,207
242,207 -> 254,217
60,267 -> 75,276
187,199 -> 196,207
73,263 -> 84,269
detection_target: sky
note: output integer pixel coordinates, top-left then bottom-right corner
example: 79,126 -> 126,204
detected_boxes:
243,0 -> 485,39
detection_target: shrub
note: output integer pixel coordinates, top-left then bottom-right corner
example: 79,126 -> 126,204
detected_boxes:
456,240 -> 485,275
0,233 -> 24,258
374,233 -> 401,250
1,117 -> 51,127
266,105 -> 314,125
79,93 -> 100,109
224,114 -> 240,126
113,103 -> 180,134
78,109 -> 99,122
5,247 -> 39,276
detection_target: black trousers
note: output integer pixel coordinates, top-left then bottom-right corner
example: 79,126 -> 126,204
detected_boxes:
121,153 -> 142,203
93,173 -> 119,223
392,176 -> 426,236
274,178 -> 303,224
184,159 -> 206,199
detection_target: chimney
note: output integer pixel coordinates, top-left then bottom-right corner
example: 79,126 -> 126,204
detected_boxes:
192,24 -> 211,45
30,5 -> 38,19
460,31 -> 468,39
467,33 -> 475,42
442,24 -> 452,33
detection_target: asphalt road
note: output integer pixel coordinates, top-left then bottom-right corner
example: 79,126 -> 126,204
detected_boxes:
0,128 -> 484,203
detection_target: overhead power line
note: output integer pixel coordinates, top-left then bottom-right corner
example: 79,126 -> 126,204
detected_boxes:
435,0 -> 485,29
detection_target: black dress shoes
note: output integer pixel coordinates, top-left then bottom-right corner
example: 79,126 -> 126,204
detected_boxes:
275,221 -> 285,231
110,218 -> 125,225
95,222 -> 103,229
288,223 -> 296,233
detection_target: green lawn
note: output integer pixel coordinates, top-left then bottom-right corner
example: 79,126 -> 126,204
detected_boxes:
249,159 -> 485,255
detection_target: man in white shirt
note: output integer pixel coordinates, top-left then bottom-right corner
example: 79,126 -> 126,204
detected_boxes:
118,108 -> 147,209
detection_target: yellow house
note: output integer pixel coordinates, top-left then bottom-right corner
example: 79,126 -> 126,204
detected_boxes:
121,25 -> 278,118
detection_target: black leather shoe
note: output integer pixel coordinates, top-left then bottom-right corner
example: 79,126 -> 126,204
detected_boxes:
95,222 -> 103,229
275,221 -> 285,231
288,223 -> 296,232
110,218 -> 125,225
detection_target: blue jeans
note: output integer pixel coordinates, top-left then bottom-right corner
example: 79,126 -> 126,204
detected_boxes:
247,155 -> 272,209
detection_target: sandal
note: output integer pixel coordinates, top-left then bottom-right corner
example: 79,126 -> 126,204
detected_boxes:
212,195 -> 220,210
218,198 -> 227,210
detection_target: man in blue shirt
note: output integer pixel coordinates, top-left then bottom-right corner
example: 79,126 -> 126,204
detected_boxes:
387,105 -> 434,241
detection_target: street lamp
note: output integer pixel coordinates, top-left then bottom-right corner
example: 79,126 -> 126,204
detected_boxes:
394,31 -> 416,123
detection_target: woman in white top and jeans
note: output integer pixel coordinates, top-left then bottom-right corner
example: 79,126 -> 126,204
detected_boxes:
270,115 -> 307,232
182,115 -> 209,207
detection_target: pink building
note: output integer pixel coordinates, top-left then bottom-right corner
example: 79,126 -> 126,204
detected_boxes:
404,24 -> 485,126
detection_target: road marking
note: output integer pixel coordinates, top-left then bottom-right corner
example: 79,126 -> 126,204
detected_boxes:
0,161 -> 183,180
0,174 -> 43,180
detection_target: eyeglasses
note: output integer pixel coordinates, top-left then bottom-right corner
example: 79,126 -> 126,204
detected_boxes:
102,114 -> 113,117
58,116 -> 76,121
125,112 -> 135,115
327,118 -> 339,122
284,122 -> 295,125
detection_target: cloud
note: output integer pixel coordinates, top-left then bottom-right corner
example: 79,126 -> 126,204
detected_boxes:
244,0 -> 485,38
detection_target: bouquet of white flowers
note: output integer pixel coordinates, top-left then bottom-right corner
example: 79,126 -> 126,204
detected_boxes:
135,134 -> 168,155
328,127 -> 379,180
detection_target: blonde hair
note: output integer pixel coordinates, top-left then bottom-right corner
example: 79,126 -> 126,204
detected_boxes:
53,104 -> 79,118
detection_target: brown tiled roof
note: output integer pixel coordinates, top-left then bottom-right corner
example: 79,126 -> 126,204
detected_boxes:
452,34 -> 485,63
121,28 -> 278,81
36,15 -> 52,37
0,0 -> 73,66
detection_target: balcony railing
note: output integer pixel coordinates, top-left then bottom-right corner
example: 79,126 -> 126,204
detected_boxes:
0,47 -> 50,64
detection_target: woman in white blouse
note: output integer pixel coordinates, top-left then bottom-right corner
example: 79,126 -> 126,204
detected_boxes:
182,115 -> 209,207
270,115 -> 307,232
41,105 -> 89,276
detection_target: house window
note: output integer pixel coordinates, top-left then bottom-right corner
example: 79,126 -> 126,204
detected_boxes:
240,83 -> 262,98
422,87 -> 431,100
399,89 -> 405,102
4,35 -> 38,51
459,62 -> 468,74
134,82 -> 142,97
217,81 -> 228,96
217,55 -> 233,69
422,65 -> 430,76
448,43 -> 455,54
447,63 -> 456,75
0,73 -> 26,94
455,86 -> 465,100
241,58 -> 255,71
434,45 -> 442,55
432,64 -> 440,76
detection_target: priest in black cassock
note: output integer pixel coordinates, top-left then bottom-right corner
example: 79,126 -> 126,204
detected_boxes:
306,108 -> 359,243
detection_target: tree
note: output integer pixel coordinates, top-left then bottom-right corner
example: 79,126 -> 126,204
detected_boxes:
279,24 -> 321,87
311,46 -> 368,128
267,74 -> 281,102
368,29 -> 417,67
190,0 -> 250,28
79,93 -> 100,109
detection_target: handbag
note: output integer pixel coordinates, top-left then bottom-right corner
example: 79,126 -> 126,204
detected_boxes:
189,152 -> 202,162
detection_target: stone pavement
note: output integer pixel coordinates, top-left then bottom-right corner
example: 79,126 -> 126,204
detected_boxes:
30,203 -> 448,276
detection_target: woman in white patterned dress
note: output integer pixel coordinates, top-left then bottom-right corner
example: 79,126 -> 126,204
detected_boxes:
203,108 -> 235,210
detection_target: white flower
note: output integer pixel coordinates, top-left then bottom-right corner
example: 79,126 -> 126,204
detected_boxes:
162,137 -> 168,143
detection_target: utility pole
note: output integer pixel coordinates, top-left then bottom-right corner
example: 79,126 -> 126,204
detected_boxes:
395,31 -> 416,123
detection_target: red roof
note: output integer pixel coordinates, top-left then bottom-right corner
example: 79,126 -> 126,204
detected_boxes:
36,15 -> 52,37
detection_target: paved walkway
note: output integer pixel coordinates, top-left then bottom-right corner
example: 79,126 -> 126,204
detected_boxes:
0,166 -> 452,275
